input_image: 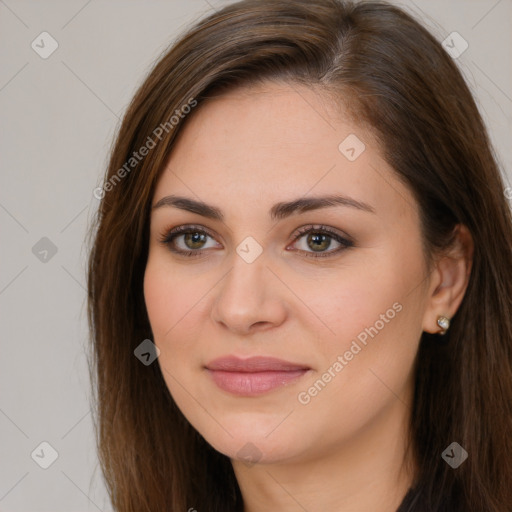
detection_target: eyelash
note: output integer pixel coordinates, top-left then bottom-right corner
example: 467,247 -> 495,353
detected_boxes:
158,224 -> 354,259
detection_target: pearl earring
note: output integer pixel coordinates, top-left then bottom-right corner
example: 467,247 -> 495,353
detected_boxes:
437,315 -> 450,335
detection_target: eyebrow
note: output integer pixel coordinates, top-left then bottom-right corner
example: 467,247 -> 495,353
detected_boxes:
152,194 -> 375,221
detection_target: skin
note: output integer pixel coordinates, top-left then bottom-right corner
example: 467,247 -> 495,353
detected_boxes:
144,81 -> 473,512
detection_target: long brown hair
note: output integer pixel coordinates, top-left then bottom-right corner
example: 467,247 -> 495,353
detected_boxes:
86,1 -> 512,510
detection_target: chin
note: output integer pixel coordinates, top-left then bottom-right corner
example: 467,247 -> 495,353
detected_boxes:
212,435 -> 301,466
192,415 -> 305,465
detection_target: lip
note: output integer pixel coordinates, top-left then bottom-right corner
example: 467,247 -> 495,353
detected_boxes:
205,356 -> 311,396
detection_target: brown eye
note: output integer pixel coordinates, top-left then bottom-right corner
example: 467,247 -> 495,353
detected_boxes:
159,225 -> 221,256
289,225 -> 354,258
183,232 -> 208,250
305,233 -> 332,252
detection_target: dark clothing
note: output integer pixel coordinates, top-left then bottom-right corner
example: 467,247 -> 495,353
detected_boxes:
396,487 -> 452,512
396,488 -> 421,511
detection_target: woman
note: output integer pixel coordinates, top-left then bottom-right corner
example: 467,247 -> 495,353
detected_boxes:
87,1 -> 512,510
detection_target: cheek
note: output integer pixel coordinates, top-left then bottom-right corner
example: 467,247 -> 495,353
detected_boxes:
143,256 -> 202,339
298,249 -> 420,352
143,258 -> 226,446
143,261 -> 192,400
143,256 -> 211,379
143,261 -> 172,339
300,247 -> 426,412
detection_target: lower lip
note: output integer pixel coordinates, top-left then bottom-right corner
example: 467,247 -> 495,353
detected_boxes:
206,369 -> 309,396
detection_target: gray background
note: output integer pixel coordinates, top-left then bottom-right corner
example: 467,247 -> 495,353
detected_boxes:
0,0 -> 511,510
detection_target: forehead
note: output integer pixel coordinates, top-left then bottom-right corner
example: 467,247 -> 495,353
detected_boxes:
154,81 -> 416,224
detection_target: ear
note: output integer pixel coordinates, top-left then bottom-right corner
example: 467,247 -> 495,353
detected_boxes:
421,224 -> 474,334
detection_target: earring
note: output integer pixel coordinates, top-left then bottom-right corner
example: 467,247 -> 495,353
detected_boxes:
437,315 -> 450,335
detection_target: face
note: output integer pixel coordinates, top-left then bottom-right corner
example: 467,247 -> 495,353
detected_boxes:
144,81 -> 431,465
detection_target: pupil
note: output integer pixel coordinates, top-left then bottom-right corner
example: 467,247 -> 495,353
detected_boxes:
308,233 -> 330,251
185,232 -> 206,249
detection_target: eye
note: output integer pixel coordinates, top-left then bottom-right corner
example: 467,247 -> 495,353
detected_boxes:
288,225 -> 353,258
158,225 -> 220,257
158,224 -> 353,259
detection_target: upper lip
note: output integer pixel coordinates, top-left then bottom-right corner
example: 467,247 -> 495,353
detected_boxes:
205,356 -> 310,372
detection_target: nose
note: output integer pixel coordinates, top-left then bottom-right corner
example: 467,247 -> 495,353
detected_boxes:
211,251 -> 288,335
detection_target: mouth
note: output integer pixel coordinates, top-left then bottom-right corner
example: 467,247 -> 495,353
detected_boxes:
205,356 -> 311,396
